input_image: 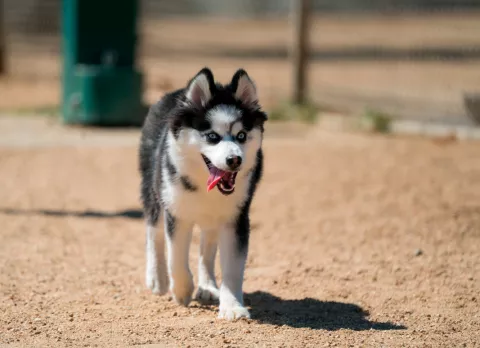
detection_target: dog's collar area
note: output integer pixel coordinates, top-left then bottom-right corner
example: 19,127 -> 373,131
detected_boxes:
202,155 -> 237,195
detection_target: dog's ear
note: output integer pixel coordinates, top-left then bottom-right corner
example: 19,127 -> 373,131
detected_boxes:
231,69 -> 258,109
186,67 -> 215,108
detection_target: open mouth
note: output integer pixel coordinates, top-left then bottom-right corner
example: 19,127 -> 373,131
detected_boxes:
202,155 -> 238,195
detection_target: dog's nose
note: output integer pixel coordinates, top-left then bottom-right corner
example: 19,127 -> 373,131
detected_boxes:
226,155 -> 242,170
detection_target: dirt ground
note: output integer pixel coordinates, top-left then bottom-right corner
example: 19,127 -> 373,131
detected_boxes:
0,118 -> 479,347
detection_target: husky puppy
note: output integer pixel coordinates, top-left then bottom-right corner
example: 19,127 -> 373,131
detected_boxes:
139,67 -> 267,320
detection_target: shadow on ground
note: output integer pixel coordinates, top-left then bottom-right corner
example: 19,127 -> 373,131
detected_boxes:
0,208 -> 143,219
243,291 -> 406,331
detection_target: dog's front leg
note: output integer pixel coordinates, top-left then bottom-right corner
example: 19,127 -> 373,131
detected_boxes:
218,217 -> 250,320
196,229 -> 220,303
164,209 -> 194,306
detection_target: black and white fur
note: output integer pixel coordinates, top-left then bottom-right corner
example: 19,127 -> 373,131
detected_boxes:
139,68 -> 267,320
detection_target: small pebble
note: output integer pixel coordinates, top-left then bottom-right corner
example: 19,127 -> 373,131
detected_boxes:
414,249 -> 423,256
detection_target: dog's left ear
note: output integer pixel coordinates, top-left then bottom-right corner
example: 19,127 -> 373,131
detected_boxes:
231,69 -> 267,129
231,69 -> 258,109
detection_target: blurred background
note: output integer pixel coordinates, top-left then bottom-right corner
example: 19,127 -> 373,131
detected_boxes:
1,0 -> 480,126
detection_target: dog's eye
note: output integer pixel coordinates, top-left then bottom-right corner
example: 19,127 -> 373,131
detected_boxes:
206,132 -> 221,144
236,131 -> 247,143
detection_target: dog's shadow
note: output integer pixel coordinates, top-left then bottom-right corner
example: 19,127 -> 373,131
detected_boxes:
236,291 -> 405,331
0,208 -> 143,219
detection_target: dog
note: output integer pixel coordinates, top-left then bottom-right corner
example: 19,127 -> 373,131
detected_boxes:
139,67 -> 267,320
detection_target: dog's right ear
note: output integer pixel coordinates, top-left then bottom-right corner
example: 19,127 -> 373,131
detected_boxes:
186,68 -> 215,108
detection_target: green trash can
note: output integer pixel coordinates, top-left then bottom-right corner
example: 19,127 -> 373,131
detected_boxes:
62,0 -> 146,126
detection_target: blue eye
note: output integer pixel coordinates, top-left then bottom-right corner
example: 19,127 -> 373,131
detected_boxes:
206,132 -> 220,144
236,131 -> 247,143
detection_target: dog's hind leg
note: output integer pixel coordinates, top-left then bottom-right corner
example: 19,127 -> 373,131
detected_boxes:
164,209 -> 194,306
195,228 -> 220,303
145,212 -> 169,295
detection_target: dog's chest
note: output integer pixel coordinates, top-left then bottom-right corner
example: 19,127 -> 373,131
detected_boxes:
166,180 -> 247,229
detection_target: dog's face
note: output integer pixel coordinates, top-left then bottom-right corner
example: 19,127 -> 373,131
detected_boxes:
171,68 -> 267,195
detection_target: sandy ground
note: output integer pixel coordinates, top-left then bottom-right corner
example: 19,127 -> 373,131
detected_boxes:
2,12 -> 480,122
0,117 -> 479,347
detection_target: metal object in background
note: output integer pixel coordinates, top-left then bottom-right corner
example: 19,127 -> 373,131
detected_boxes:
61,0 -> 146,126
291,0 -> 310,104
0,0 -> 5,75
464,93 -> 480,125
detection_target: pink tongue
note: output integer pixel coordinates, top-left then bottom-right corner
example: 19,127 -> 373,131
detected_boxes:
207,167 -> 227,192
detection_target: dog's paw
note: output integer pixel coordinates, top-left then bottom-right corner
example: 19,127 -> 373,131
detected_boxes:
146,270 -> 169,296
195,285 -> 220,304
170,275 -> 194,307
218,305 -> 250,321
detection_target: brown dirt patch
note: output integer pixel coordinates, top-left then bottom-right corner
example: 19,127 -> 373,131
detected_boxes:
0,122 -> 479,347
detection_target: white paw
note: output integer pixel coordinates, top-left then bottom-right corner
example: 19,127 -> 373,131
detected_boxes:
195,285 -> 220,303
146,269 -> 169,295
170,274 -> 194,307
218,305 -> 251,321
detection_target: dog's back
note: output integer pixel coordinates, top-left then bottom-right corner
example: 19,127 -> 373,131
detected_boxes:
139,88 -> 184,225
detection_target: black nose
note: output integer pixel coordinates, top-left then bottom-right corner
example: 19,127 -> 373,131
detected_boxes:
226,155 -> 242,170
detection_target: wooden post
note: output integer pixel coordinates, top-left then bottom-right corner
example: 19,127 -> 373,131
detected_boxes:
291,0 -> 310,104
0,0 -> 5,75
